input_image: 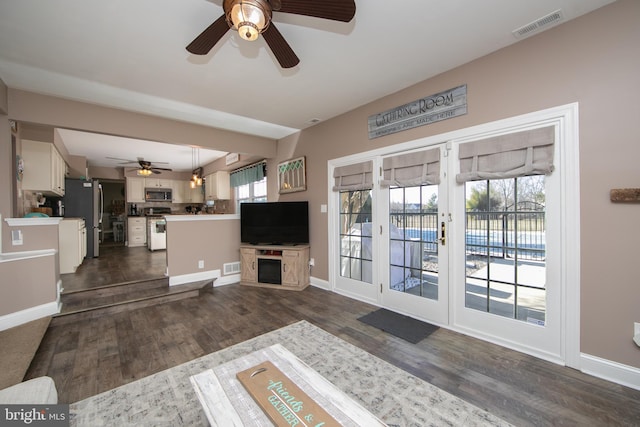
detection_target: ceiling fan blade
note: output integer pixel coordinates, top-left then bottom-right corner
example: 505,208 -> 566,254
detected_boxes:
262,23 -> 300,69
276,0 -> 356,22
151,167 -> 173,172
186,14 -> 230,55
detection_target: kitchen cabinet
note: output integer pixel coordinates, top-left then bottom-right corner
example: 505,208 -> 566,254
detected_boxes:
126,178 -> 145,203
171,180 -> 186,203
127,217 -> 147,247
185,182 -> 204,203
21,139 -> 67,196
204,171 -> 230,200
145,178 -> 172,188
59,218 -> 86,274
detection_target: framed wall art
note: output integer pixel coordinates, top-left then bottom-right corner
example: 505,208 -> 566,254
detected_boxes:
278,156 -> 306,194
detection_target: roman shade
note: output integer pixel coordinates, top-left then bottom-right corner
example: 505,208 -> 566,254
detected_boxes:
333,161 -> 373,191
456,126 -> 555,183
230,161 -> 266,187
380,147 -> 441,187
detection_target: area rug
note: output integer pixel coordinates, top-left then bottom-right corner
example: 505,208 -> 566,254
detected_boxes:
70,321 -> 511,427
358,308 -> 439,343
0,316 -> 51,389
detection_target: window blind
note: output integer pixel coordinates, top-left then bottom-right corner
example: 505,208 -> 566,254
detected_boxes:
230,161 -> 266,187
332,161 -> 373,191
380,147 -> 441,187
456,126 -> 555,183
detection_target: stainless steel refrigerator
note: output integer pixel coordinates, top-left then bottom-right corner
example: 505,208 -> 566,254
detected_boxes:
64,178 -> 103,258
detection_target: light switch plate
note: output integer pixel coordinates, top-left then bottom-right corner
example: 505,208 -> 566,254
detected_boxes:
11,229 -> 23,245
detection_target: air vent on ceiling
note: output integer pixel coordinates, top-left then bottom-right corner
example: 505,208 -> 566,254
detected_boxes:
513,9 -> 564,39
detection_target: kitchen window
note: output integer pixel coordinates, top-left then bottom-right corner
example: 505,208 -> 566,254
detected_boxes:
236,176 -> 267,211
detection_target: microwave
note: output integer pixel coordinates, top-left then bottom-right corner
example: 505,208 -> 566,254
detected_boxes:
145,188 -> 172,202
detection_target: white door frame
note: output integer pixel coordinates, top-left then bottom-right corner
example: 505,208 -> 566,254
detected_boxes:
327,103 -> 580,368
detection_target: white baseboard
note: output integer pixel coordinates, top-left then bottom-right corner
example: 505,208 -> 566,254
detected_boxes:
310,276 -> 330,290
0,302 -> 59,331
215,274 -> 241,287
580,353 -> 640,391
169,269 -> 220,286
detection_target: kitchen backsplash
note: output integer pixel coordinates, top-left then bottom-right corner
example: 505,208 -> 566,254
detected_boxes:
127,200 -> 232,215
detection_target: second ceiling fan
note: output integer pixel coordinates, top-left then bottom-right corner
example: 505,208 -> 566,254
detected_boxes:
186,0 -> 356,68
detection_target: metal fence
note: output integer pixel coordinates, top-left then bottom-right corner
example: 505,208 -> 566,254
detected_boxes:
390,209 -> 546,262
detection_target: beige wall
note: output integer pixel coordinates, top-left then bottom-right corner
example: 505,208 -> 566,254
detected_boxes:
0,253 -> 58,318
8,89 -> 277,159
278,0 -> 640,368
1,223 -> 59,254
166,216 -> 240,278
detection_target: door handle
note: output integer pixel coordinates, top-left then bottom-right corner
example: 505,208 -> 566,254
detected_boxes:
439,221 -> 446,245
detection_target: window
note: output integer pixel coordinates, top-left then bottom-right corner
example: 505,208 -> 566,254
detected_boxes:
464,175 -> 546,324
236,176 -> 267,211
389,185 -> 439,299
339,189 -> 373,283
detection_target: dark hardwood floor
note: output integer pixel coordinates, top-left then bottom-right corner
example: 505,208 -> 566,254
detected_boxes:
26,246 -> 640,426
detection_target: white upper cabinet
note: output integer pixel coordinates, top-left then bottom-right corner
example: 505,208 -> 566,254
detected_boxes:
21,139 -> 67,196
126,178 -> 145,203
204,171 -> 230,200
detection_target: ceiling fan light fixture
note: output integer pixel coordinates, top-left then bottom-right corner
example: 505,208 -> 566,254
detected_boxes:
225,0 -> 271,42
137,168 -> 153,177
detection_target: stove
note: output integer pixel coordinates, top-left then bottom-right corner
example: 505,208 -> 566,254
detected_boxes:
143,207 -> 172,217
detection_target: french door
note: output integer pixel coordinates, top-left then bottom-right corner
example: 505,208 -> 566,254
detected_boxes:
379,144 -> 449,326
330,105 -> 578,365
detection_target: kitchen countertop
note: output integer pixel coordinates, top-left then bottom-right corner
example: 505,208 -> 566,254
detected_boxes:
164,214 -> 239,222
5,217 -> 63,226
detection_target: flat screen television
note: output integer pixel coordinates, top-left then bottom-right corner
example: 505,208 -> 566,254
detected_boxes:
240,201 -> 309,245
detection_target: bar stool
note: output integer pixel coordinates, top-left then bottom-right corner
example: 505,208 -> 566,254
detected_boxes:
113,220 -> 125,242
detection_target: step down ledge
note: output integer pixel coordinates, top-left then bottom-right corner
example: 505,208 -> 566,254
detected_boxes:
52,281 -> 212,325
61,276 -> 168,296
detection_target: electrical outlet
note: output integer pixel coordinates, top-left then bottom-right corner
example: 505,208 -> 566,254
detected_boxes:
198,260 -> 204,269
309,258 -> 315,266
635,322 -> 640,336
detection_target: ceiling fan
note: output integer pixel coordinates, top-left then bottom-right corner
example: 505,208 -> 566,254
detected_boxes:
186,0 -> 356,68
107,157 -> 173,176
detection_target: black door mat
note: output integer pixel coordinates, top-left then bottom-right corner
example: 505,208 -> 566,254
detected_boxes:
358,308 -> 439,344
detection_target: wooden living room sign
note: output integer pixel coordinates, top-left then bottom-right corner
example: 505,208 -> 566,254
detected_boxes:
367,84 -> 467,139
237,361 -> 341,427
610,188 -> 640,203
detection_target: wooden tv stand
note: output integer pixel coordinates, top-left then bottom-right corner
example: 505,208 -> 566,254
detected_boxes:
240,244 -> 310,291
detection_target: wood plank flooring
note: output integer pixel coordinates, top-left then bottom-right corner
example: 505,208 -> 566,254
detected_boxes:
26,246 -> 640,426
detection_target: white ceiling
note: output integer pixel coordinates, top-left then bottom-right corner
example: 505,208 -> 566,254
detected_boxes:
57,129 -> 227,172
0,0 -> 615,171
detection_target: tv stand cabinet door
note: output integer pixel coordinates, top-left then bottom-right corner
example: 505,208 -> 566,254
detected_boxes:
241,248 -> 257,283
282,248 -> 309,288
281,250 -> 300,286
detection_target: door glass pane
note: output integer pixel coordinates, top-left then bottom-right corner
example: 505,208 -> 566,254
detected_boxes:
339,190 -> 373,283
389,185 -> 439,300
465,176 -> 547,325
